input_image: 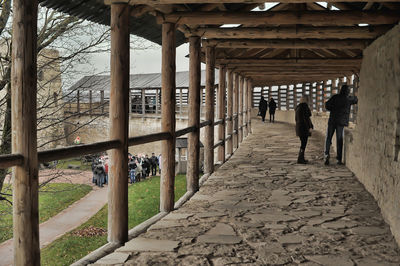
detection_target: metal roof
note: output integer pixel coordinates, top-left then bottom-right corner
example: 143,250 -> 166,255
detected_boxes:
69,70 -> 220,92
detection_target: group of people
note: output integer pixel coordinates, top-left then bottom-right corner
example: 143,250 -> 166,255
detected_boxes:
91,153 -> 161,187
258,97 -> 277,123
259,85 -> 358,166
294,84 -> 358,165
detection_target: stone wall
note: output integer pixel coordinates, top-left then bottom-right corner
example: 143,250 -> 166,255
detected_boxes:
343,23 -> 400,245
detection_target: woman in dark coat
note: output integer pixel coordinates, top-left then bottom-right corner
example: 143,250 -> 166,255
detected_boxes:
258,96 -> 268,122
268,97 -> 277,123
295,96 -> 314,164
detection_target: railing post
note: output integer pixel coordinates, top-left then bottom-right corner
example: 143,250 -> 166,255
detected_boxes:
243,77 -> 248,138
160,22 -> 176,212
247,79 -> 253,134
187,36 -> 200,192
108,3 -> 129,244
267,86 -> 270,102
286,85 -> 290,110
156,88 -> 159,115
233,72 -> 239,150
89,90 -> 93,116
101,90 -> 105,114
204,45 -> 215,174
141,89 -> 146,117
238,75 -> 243,143
321,80 -> 326,112
12,0 -> 40,264
278,85 -> 282,110
226,69 -> 233,156
218,66 -> 226,163
77,90 -> 80,114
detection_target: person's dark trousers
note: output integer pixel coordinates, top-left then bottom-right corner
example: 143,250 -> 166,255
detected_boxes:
270,114 -> 275,123
151,165 -> 157,176
261,113 -> 266,122
300,136 -> 308,150
325,123 -> 345,162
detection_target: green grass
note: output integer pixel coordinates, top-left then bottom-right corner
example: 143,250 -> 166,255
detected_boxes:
55,158 -> 92,171
0,183 -> 92,243
41,175 -> 187,266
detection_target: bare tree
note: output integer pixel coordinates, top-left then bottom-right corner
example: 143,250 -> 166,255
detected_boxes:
0,3 -> 155,194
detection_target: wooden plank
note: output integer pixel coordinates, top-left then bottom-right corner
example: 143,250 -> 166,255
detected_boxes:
129,132 -> 172,146
190,25 -> 390,39
218,66 -> 226,163
160,22 -> 176,212
226,69 -> 233,156
204,45 -> 215,175
108,3 -> 130,244
204,39 -> 369,49
12,0 -> 40,264
243,77 -> 248,137
160,11 -> 400,26
200,120 -> 212,128
187,36 -> 201,193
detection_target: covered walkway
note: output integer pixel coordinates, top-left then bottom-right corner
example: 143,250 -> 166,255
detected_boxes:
93,120 -> 400,265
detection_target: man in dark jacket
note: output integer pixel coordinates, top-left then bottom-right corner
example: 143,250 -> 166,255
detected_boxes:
150,153 -> 158,176
295,96 -> 314,164
324,85 -> 358,165
258,96 -> 268,122
269,98 -> 277,123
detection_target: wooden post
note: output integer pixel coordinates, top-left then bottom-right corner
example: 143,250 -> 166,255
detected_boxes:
12,0 -> 40,264
89,90 -> 93,116
141,89 -> 146,117
286,85 -> 290,110
293,85 -> 297,107
218,66 -> 226,162
204,46 -> 215,174
187,36 -> 201,193
77,90 -> 80,114
247,79 -> 253,134
233,72 -> 239,149
278,85 -> 282,110
321,81 -> 326,112
226,69 -> 233,156
108,3 -> 129,244
101,90 -> 105,114
155,89 -> 159,115
179,87 -> 183,118
160,22 -> 176,212
243,77 -> 248,137
267,86 -> 270,102
238,75 -> 243,143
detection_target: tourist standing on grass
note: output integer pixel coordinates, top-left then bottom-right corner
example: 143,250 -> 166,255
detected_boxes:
268,97 -> 277,123
258,96 -> 268,123
295,96 -> 314,164
324,84 -> 358,165
150,153 -> 158,176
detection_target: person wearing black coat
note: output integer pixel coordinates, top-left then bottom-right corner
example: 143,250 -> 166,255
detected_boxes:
258,96 -> 268,122
324,85 -> 358,165
295,96 -> 314,164
268,98 -> 277,123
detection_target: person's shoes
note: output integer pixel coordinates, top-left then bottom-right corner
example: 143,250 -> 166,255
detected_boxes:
324,155 -> 330,165
337,160 -> 344,165
297,149 -> 308,164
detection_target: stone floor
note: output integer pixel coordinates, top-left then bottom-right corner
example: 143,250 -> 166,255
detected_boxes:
92,121 -> 400,266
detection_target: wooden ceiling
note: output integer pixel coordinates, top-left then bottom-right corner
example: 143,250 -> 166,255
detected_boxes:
111,1 -> 400,86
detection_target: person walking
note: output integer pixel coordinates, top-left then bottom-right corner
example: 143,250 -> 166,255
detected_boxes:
150,153 -> 158,176
268,97 -> 277,123
324,84 -> 358,165
295,96 -> 314,164
258,96 -> 268,122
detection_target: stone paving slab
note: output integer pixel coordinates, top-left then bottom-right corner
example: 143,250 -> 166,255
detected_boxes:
92,121 -> 400,265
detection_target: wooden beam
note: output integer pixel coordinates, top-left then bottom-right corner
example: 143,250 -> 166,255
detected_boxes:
204,45 -> 215,175
109,3 -> 129,244
160,22 -> 176,212
243,77 -> 248,137
188,25 -> 391,40
159,11 -> 400,26
239,71 -> 355,75
247,79 -> 253,134
218,58 -> 362,65
226,69 -> 233,156
187,36 -> 201,193
233,72 -> 239,150
12,0 -> 40,264
231,66 -> 359,71
204,39 -> 369,49
218,66 -> 226,163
